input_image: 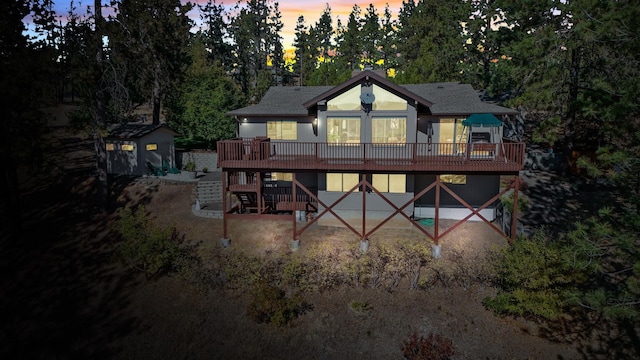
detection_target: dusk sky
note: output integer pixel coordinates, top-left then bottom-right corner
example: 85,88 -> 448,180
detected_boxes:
47,0 -> 406,49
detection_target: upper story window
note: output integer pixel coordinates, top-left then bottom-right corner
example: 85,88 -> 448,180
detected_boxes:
327,86 -> 361,111
372,117 -> 406,143
372,85 -> 407,110
327,117 -> 360,143
121,144 -> 134,151
439,118 -> 466,155
146,143 -> 158,151
267,121 -> 297,140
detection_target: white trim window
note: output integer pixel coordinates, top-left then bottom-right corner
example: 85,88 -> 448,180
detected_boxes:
326,173 -> 360,192
372,174 -> 406,193
267,121 -> 297,140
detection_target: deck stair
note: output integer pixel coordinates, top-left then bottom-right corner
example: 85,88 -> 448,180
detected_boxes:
193,177 -> 224,219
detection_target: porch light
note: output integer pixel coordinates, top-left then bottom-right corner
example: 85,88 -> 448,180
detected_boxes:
312,118 -> 318,136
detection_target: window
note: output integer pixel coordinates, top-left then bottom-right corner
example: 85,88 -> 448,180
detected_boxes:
372,174 -> 406,193
106,143 -> 115,151
439,118 -> 466,155
146,143 -> 157,151
372,85 -> 407,110
121,144 -> 134,151
267,121 -> 297,140
270,172 -> 292,181
441,174 -> 466,184
372,117 -> 406,143
327,86 -> 361,111
326,173 -> 360,192
327,117 -> 360,143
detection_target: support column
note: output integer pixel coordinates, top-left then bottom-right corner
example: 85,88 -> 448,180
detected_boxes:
362,174 -> 366,242
291,173 -> 300,251
511,175 -> 520,243
432,175 -> 442,258
221,171 -> 230,248
435,175 -> 440,245
256,172 -> 262,214
359,174 -> 369,252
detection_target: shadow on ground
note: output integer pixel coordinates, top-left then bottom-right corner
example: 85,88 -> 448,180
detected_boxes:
0,130 -> 156,359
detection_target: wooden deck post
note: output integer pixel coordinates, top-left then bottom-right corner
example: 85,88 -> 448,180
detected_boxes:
221,170 -> 230,248
511,175 -> 520,243
362,173 -> 367,242
292,172 -> 297,239
435,175 -> 441,245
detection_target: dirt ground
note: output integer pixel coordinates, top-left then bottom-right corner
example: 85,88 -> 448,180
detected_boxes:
112,179 -> 581,360
1,127 -> 584,359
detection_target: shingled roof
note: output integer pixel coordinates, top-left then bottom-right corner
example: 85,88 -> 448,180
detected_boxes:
226,86 -> 332,117
226,70 -> 516,117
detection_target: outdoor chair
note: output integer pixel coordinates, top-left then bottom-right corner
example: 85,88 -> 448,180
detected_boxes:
163,160 -> 181,174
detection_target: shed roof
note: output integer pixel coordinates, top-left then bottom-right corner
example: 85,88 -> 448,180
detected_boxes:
107,124 -> 178,139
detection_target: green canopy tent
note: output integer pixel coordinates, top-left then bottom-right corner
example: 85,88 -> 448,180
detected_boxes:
462,113 -> 503,127
461,113 -> 504,160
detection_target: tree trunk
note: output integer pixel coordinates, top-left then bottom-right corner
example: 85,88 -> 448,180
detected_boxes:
94,0 -> 108,210
561,47 -> 581,176
152,64 -> 161,125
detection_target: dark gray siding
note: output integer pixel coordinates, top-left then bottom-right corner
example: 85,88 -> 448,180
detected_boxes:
414,174 -> 500,207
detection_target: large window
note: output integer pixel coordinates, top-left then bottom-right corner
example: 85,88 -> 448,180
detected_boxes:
327,117 -> 360,143
326,173 -> 360,192
327,86 -> 361,111
267,121 -> 297,140
372,174 -> 406,193
372,85 -> 407,110
372,117 -> 406,143
439,118 -> 466,155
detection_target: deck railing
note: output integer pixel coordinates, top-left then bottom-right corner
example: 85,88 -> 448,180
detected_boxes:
217,138 -> 525,173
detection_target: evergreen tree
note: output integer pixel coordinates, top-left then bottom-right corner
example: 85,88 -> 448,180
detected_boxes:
394,0 -> 467,83
167,35 -> 245,147
335,5 -> 363,71
111,0 -> 193,124
361,4 -> 381,67
0,0 -> 56,240
198,0 -> 234,71
229,0 -> 283,101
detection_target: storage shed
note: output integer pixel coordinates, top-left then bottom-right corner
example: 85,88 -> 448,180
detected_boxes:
106,124 -> 178,176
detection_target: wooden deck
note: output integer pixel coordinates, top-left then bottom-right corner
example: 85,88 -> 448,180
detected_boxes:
217,139 -> 525,174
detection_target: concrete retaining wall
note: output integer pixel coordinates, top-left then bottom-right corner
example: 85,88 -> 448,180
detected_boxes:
176,150 -> 219,172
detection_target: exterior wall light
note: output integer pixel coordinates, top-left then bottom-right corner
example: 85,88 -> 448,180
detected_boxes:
312,118 -> 318,136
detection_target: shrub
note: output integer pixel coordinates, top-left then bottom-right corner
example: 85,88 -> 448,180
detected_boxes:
246,281 -> 310,327
184,160 -> 196,172
349,300 -> 372,315
221,250 -> 263,288
116,205 -> 190,278
401,331 -> 455,360
482,231 -> 575,319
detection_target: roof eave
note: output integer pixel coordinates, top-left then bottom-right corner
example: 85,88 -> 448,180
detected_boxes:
302,70 -> 434,109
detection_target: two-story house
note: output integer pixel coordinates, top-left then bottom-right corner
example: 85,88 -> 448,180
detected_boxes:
218,70 -> 525,250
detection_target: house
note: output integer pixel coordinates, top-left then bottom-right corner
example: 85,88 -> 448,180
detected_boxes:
218,70 -> 525,249
106,124 -> 178,176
